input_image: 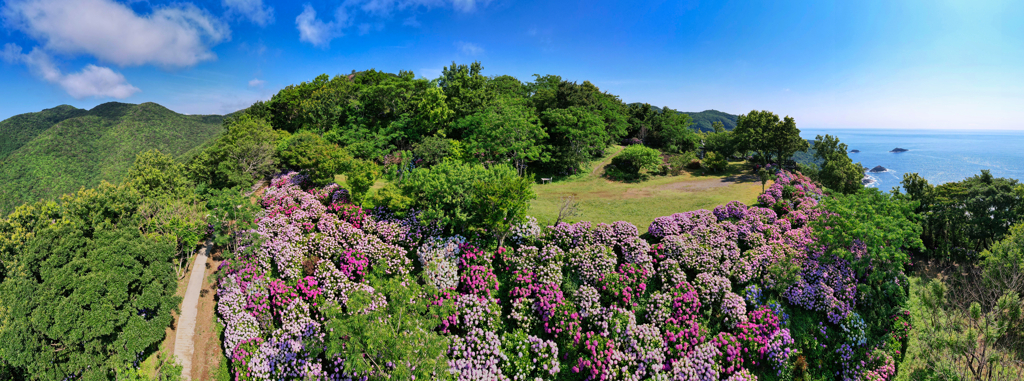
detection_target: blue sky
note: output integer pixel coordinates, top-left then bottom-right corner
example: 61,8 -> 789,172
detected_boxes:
2,0 -> 1023,129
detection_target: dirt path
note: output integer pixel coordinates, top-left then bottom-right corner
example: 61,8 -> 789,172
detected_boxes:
173,241 -> 212,381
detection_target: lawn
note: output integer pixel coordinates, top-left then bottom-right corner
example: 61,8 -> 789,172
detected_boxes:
528,146 -> 766,232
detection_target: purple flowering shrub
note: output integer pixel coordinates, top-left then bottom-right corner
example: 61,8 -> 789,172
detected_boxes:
216,170 -> 913,381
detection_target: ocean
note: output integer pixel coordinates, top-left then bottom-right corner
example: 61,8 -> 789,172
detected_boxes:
798,129 -> 1024,192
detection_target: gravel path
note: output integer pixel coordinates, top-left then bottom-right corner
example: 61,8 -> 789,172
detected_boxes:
173,242 -> 211,381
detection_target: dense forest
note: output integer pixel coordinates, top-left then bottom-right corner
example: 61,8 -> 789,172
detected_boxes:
1,63 -> 1022,381
0,102 -> 225,213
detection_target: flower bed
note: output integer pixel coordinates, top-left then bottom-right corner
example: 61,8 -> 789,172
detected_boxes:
216,171 -> 906,380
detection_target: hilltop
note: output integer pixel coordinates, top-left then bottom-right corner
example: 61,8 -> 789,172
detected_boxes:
628,105 -> 740,132
0,102 -> 227,213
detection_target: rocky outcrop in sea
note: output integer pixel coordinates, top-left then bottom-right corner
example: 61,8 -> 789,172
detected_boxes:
890,147 -> 908,153
869,165 -> 887,173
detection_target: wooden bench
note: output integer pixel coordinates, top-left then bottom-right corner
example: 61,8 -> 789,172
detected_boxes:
541,178 -> 552,184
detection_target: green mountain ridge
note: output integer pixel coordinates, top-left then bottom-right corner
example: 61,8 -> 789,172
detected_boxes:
0,102 -> 227,213
626,103 -> 739,132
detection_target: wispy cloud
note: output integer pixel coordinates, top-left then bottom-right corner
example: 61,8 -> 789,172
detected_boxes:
296,0 -> 493,47
248,78 -> 266,88
2,44 -> 139,99
457,41 -> 484,55
296,3 -> 348,48
223,0 -> 274,26
2,0 -> 230,68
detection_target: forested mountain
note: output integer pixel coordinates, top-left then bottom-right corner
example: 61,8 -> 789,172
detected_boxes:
0,102 -> 226,213
627,105 -> 739,133
0,104 -> 88,160
683,109 -> 739,132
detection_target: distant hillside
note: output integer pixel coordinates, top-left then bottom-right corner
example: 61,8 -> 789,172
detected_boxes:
627,104 -> 739,133
682,110 -> 738,132
0,102 -> 226,213
0,105 -> 87,160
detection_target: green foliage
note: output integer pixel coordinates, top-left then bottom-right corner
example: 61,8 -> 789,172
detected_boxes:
980,222 -> 1024,293
402,162 -> 533,235
0,183 -> 180,380
0,104 -> 86,161
472,172 -> 536,246
344,159 -> 380,206
203,186 -> 259,251
666,151 -> 698,176
276,131 -> 349,185
457,96 -> 547,174
541,106 -> 609,174
682,109 -> 739,132
812,134 -> 864,195
652,106 -> 698,153
412,136 -> 459,167
187,114 -> 285,189
0,102 -> 224,214
703,129 -> 736,158
701,151 -> 729,173
324,269 -> 452,381
733,110 -> 809,165
607,144 -> 662,181
814,188 -> 923,342
898,170 -> 1023,261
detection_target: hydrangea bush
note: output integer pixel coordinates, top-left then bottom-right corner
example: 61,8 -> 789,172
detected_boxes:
216,170 -> 912,381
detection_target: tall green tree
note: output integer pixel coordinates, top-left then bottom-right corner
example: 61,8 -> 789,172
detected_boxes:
541,106 -> 609,174
733,110 -> 809,165
899,170 -> 1023,260
0,183 -> 179,380
653,106 -> 698,153
812,134 -> 864,194
277,131 -> 350,185
457,96 -> 547,175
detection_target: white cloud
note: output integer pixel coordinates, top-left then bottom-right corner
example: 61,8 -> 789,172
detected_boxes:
297,0 -> 491,46
296,3 -> 344,48
248,78 -> 265,88
223,0 -> 274,26
3,44 -> 139,99
2,0 -> 230,68
457,41 -> 483,55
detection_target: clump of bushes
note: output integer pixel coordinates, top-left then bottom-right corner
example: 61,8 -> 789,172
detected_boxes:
606,144 -> 662,181
666,151 -> 699,175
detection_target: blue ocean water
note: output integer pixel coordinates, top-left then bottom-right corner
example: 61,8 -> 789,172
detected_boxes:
798,129 -> 1024,192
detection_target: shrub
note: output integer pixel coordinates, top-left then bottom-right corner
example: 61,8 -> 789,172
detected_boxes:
667,151 -> 698,175
702,151 -> 728,172
607,144 -> 662,181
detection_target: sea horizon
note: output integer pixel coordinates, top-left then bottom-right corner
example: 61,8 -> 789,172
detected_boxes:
799,128 -> 1024,192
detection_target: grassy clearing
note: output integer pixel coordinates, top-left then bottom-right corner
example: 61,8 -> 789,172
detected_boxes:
528,147 -> 766,232
331,146 -> 765,233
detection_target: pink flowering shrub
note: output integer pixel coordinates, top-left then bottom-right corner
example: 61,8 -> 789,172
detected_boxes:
216,170 -> 909,381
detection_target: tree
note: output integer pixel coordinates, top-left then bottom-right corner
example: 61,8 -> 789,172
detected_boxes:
189,114 -> 285,188
733,110 -> 808,165
438,61 -> 491,125
0,184 -> 179,380
457,96 -> 547,175
541,106 -> 608,174
401,162 -> 534,235
472,173 -> 536,247
812,134 -> 864,194
126,150 -> 194,199
703,129 -> 736,158
898,170 -> 1023,260
608,144 -> 662,181
702,151 -> 728,173
814,188 -> 923,341
653,106 -> 698,153
277,131 -> 349,185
